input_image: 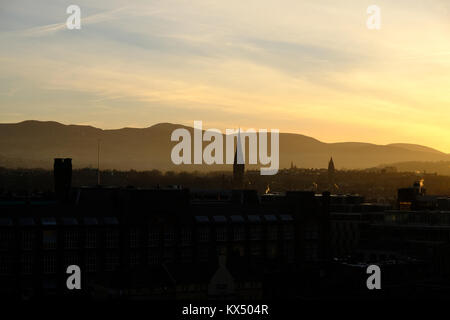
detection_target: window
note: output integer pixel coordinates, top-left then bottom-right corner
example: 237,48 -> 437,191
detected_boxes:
129,228 -> 139,248
0,231 -> 14,250
105,253 -> 119,271
268,226 -> 278,240
105,230 -> 119,248
164,227 -> 175,246
198,228 -> 209,242
42,230 -> 57,249
283,225 -> 295,240
181,228 -> 192,246
148,230 -> 159,247
148,250 -> 160,265
267,243 -> 277,258
304,225 -> 319,240
216,227 -> 227,242
232,245 -> 245,257
0,255 -> 13,275
216,246 -> 227,255
86,253 -> 97,273
42,255 -> 56,274
129,252 -> 139,266
85,231 -> 97,248
250,243 -> 262,256
181,247 -> 192,263
21,231 -> 35,250
163,248 -> 174,262
64,231 -> 79,249
284,242 -> 295,262
64,253 -> 79,267
198,246 -> 209,262
21,254 -> 33,274
249,226 -> 262,240
304,243 -> 318,261
233,226 -> 245,241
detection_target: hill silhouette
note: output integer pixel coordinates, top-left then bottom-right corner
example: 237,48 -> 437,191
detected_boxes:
0,120 -> 449,171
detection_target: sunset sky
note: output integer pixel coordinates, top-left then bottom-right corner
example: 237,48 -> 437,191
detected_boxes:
1,0 -> 450,152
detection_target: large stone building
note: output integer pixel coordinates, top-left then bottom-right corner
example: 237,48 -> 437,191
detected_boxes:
0,160 -> 332,300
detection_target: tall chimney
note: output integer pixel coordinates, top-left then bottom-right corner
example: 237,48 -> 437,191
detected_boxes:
54,158 -> 72,201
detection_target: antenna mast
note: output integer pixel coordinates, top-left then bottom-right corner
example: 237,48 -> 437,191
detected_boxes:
97,139 -> 101,186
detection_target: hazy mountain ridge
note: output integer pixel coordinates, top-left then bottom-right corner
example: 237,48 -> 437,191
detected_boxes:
0,120 -> 449,172
378,161 -> 450,176
386,143 -> 445,155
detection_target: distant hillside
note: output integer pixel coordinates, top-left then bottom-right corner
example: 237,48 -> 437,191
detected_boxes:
386,143 -> 445,155
0,120 -> 449,171
379,161 -> 450,176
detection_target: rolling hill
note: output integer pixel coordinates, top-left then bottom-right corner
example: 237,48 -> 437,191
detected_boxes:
0,120 -> 449,172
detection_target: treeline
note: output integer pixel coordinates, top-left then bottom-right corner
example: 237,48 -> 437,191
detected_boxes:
1,167 -> 450,202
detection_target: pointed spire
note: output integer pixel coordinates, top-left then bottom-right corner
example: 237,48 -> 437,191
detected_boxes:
328,157 -> 335,172
235,128 -> 244,165
233,128 -> 245,188
328,157 -> 336,192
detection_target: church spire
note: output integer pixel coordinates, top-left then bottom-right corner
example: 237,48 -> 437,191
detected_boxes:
234,128 -> 244,164
328,157 -> 336,192
233,129 -> 245,188
328,157 -> 335,173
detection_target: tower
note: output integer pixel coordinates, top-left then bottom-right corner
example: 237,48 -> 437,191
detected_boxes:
233,130 -> 245,188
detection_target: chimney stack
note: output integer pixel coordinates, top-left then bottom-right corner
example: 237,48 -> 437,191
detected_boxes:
54,158 -> 72,201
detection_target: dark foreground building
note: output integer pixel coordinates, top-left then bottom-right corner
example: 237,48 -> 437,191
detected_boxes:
0,160 -> 332,300
2,161 -> 450,300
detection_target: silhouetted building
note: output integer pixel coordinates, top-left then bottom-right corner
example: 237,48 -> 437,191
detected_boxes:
397,180 -> 449,211
349,182 -> 450,286
360,209 -> 450,279
0,185 -> 332,300
329,195 -> 390,259
4,169 -> 450,300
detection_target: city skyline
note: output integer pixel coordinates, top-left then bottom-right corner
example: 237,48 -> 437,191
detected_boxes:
3,0 -> 450,306
1,0 -> 450,152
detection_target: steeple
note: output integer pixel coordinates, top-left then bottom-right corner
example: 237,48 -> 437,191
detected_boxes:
233,129 -> 245,188
328,157 -> 336,191
328,157 -> 335,173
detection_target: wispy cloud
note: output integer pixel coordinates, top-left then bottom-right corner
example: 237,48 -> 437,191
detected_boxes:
15,6 -> 134,37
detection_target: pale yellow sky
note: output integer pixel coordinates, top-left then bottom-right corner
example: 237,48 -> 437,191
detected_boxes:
1,0 -> 450,152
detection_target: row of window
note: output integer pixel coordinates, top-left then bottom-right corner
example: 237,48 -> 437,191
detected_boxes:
1,225 -> 299,250
0,230 -> 119,250
0,253 -> 119,275
0,241 -> 300,275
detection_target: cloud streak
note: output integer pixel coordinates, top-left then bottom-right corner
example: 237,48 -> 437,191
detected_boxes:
12,6 -> 160,37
